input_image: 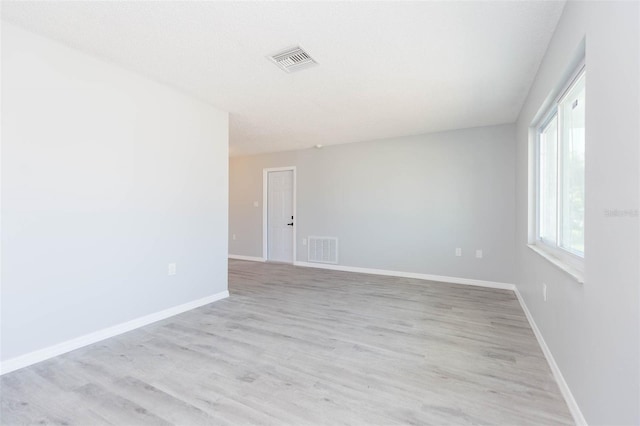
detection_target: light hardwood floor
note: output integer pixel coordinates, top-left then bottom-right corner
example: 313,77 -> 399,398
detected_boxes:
1,260 -> 573,425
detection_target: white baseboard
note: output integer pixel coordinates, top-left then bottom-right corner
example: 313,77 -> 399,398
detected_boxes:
229,254 -> 265,262
514,287 -> 587,426
293,261 -> 515,291
293,260 -> 583,423
0,290 -> 229,376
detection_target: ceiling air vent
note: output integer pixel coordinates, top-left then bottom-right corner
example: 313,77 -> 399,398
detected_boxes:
269,46 -> 317,73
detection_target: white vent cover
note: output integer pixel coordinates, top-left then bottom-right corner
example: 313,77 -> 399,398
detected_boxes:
269,46 -> 317,73
308,237 -> 338,264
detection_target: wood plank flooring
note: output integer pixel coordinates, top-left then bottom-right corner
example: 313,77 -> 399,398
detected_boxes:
1,260 -> 573,425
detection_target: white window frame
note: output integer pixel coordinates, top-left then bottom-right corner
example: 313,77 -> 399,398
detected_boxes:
532,63 -> 585,277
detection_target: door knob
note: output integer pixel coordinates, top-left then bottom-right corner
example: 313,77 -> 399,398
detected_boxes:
287,222 -> 294,226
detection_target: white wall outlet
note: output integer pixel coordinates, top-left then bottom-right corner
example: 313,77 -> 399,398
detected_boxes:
253,201 -> 259,207
302,238 -> 307,246
475,249 -> 483,259
455,248 -> 462,257
168,263 -> 177,276
232,234 -> 236,241
542,283 -> 547,301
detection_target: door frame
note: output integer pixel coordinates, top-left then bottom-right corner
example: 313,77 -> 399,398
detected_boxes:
262,166 -> 297,263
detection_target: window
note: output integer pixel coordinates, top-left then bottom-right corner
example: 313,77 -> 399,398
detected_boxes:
535,67 -> 585,266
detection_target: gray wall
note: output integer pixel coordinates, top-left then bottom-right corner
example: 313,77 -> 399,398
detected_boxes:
514,1 -> 639,424
230,124 -> 516,284
1,24 -> 229,361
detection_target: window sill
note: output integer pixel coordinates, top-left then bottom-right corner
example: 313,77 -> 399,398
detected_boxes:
527,244 -> 585,284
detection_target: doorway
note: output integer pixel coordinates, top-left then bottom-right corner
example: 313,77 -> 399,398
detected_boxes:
263,167 -> 296,263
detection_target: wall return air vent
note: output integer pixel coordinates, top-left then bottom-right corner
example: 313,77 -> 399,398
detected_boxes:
269,46 -> 317,73
308,236 -> 338,264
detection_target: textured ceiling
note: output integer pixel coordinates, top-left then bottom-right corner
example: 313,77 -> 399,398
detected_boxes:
1,1 -> 565,156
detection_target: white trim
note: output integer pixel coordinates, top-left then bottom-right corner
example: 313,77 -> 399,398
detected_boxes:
527,244 -> 584,283
229,254 -> 265,262
293,261 -> 515,291
514,286 -> 587,426
292,259 -> 585,424
531,62 -> 586,276
0,291 -> 229,376
262,166 -> 297,264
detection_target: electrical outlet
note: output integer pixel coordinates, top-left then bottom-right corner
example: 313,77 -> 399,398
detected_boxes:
542,283 -> 547,301
168,263 -> 177,276
475,249 -> 483,259
455,248 -> 462,257
232,234 -> 236,241
302,238 -> 307,246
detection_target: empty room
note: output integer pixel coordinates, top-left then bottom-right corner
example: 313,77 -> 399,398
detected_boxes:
1,1 -> 639,425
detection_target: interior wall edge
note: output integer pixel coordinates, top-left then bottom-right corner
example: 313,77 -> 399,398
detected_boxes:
292,260 -> 515,291
229,254 -> 266,262
513,286 -> 588,426
0,291 -> 229,376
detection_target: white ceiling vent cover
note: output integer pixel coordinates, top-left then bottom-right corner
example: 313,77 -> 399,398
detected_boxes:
308,236 -> 338,264
269,46 -> 317,73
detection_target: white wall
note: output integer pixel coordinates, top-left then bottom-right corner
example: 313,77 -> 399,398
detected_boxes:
1,24 -> 229,362
515,1 -> 639,424
230,124 -> 516,284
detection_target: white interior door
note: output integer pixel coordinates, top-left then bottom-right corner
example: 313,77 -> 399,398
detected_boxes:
267,170 -> 294,263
